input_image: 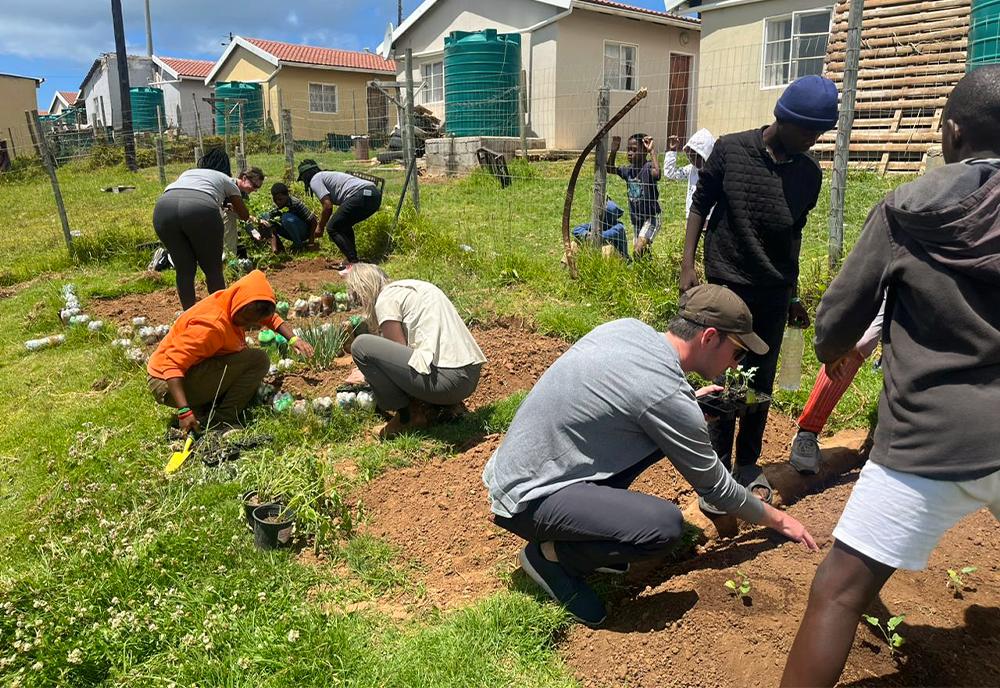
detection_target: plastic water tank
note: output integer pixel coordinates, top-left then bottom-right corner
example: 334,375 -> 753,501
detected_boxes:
969,0 -> 1000,71
444,30 -> 521,137
214,82 -> 264,134
129,87 -> 165,132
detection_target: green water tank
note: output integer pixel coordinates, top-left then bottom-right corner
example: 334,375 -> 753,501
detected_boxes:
969,0 -> 1000,71
129,87 -> 164,132
444,29 -> 521,137
214,81 -> 265,134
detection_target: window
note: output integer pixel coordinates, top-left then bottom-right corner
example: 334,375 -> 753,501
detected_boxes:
604,42 -> 637,90
421,61 -> 444,103
308,83 -> 338,114
762,9 -> 832,88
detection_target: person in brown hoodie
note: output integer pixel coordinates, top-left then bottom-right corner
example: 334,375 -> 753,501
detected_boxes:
781,66 -> 1000,687
147,270 -> 313,433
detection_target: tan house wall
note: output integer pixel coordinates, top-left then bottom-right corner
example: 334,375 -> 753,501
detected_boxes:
553,10 -> 701,149
0,75 -> 40,158
697,0 -> 830,136
211,48 -> 396,141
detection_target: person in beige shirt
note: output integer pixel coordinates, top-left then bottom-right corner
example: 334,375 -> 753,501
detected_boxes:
343,264 -> 487,438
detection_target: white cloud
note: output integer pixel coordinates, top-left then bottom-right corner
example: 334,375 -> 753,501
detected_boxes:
287,11 -> 300,27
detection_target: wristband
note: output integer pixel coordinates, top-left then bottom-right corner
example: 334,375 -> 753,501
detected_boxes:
288,335 -> 299,346
177,409 -> 194,420
177,407 -> 191,415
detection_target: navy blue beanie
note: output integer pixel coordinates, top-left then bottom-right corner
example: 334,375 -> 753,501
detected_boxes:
774,75 -> 839,131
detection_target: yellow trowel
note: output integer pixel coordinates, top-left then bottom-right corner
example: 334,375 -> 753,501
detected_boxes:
165,434 -> 195,475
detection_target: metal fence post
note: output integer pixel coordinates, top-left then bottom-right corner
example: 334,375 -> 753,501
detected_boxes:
827,0 -> 864,271
155,104 -> 167,187
591,86 -> 611,246
405,48 -> 420,213
519,69 -> 528,160
192,92 -> 203,162
281,108 -> 294,182
236,102 -> 247,171
26,110 -> 73,254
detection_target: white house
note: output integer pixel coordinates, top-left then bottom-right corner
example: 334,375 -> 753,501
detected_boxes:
47,91 -> 79,117
78,53 -> 155,129
151,56 -> 215,136
380,0 -> 701,149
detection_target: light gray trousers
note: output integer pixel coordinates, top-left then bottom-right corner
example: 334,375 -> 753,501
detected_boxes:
350,334 -> 481,411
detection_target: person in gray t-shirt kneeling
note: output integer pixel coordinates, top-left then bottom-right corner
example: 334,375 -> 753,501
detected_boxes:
482,285 -> 818,627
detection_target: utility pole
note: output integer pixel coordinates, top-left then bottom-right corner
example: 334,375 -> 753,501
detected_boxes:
111,0 -> 137,171
144,0 -> 154,56
398,0 -> 403,26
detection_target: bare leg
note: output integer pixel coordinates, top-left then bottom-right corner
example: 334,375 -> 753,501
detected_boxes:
781,541 -> 895,687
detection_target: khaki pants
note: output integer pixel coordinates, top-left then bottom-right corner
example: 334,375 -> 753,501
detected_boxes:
148,348 -> 269,427
222,207 -> 238,258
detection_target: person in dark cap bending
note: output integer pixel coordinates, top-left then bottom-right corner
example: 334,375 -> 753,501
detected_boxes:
678,74 -> 839,509
297,159 -> 383,269
483,285 -> 818,627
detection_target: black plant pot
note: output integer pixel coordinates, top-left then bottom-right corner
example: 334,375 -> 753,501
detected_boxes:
241,490 -> 278,532
698,391 -> 772,421
252,504 -> 296,550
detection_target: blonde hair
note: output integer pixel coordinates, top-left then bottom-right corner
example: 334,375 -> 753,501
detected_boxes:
345,263 -> 390,333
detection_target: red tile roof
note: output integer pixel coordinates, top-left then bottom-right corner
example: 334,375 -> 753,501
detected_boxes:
57,90 -> 79,105
244,37 -> 396,73
579,0 -> 699,23
158,57 -> 214,78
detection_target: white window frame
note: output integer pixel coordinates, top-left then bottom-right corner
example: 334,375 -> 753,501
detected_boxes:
420,61 -> 444,104
603,40 -> 639,91
308,82 -> 338,114
760,8 -> 832,90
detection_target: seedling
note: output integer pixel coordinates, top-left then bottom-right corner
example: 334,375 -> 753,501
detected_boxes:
724,569 -> 752,602
724,365 -> 758,403
862,614 -> 906,655
946,566 -> 977,596
297,321 -> 348,371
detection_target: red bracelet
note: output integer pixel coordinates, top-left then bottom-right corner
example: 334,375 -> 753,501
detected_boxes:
177,409 -> 195,420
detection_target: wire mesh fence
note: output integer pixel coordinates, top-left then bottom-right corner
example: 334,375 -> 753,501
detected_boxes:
0,0 -> 974,281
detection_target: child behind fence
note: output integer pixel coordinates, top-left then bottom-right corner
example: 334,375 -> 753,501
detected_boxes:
606,133 -> 661,257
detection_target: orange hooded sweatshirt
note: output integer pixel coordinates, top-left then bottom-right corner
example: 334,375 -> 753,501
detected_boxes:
147,270 -> 285,379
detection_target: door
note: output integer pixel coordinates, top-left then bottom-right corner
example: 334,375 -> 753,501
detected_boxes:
667,53 -> 693,141
367,85 -> 389,139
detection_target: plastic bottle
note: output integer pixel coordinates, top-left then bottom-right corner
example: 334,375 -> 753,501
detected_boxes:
276,301 -> 290,318
258,329 -> 276,345
778,326 -> 805,391
272,392 -> 294,412
25,335 -> 66,351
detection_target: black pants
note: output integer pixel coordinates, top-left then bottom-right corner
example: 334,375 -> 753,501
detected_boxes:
706,280 -> 793,470
153,189 -> 225,310
327,187 -> 382,263
493,451 -> 683,576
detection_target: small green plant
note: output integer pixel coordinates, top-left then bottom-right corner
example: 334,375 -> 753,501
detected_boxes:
724,569 -> 752,601
724,365 -> 758,402
863,613 -> 906,655
946,566 -> 977,595
298,320 -> 348,370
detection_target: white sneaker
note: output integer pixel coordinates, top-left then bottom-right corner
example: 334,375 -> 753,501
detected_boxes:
789,430 -> 821,475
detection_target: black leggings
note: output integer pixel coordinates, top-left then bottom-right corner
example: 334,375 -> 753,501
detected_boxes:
327,187 -> 382,263
153,189 -> 225,310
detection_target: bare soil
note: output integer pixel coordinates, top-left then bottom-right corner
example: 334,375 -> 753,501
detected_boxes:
352,422 -> 1000,687
87,258 -> 347,327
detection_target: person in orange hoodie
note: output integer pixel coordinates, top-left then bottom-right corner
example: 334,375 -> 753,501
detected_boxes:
147,270 -> 314,433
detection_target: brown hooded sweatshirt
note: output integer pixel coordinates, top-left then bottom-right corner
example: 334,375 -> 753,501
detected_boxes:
815,159 -> 1000,481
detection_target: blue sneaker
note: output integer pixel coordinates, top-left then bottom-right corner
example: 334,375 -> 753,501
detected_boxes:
519,544 -> 606,626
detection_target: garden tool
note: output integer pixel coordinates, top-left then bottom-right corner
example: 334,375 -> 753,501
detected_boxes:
165,434 -> 194,475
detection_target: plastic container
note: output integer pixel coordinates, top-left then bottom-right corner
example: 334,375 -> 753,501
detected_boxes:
25,334 -> 66,352
778,327 -> 805,391
969,0 -> 1000,71
444,29 -> 521,136
252,504 -> 295,550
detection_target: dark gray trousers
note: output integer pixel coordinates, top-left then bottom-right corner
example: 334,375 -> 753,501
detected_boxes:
350,334 -> 481,411
153,189 -> 226,310
493,451 -> 684,576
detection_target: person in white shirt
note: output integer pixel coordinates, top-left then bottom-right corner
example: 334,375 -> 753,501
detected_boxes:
663,128 -> 716,219
343,264 -> 487,438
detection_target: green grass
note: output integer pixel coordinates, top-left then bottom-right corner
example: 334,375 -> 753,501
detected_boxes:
0,147 -> 906,686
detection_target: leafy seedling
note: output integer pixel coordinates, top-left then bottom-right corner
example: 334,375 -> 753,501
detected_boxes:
724,365 -> 759,403
724,569 -> 752,603
298,320 -> 348,371
946,566 -> 977,596
863,614 -> 906,655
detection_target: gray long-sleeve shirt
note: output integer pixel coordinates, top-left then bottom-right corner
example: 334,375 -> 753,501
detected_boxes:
483,319 -> 766,524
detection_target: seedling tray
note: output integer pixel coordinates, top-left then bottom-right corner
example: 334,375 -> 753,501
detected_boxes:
698,391 -> 772,420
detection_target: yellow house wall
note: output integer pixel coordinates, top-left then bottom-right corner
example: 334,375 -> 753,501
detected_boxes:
697,0 -> 831,136
0,75 -> 41,158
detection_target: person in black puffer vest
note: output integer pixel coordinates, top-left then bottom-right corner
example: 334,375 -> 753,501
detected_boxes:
679,75 -> 838,510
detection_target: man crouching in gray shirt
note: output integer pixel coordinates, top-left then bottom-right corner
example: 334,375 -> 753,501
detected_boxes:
483,284 -> 819,626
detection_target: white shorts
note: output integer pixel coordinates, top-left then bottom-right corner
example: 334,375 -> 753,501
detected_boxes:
635,216 -> 661,243
834,461 -> 1000,570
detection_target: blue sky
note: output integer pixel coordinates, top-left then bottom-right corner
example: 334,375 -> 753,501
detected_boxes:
2,0 -> 671,111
